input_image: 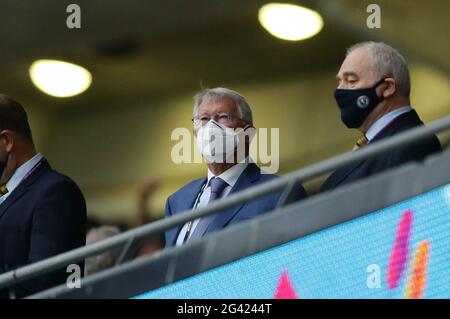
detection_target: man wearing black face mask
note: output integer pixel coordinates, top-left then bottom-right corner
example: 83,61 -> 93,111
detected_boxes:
320,42 -> 441,192
0,94 -> 86,298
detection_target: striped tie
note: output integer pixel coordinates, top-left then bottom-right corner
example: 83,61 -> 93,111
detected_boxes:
188,177 -> 228,241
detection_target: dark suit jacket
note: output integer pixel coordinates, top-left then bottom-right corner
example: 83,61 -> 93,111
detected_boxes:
0,159 -> 86,298
165,163 -> 307,247
320,110 -> 442,192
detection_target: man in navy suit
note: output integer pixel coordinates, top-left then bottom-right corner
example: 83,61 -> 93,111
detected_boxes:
165,87 -> 307,247
0,95 -> 86,298
320,42 -> 441,192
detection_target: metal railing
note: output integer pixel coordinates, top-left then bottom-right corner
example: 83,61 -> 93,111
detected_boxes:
0,114 -> 449,292
29,145 -> 450,299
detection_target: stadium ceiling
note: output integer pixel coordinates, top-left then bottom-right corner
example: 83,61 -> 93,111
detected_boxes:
0,0 -> 447,109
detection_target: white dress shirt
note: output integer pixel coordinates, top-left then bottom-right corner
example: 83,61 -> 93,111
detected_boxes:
175,160 -> 250,246
0,153 -> 43,205
365,106 -> 412,142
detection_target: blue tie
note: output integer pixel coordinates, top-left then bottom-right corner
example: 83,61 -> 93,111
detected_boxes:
188,177 -> 228,241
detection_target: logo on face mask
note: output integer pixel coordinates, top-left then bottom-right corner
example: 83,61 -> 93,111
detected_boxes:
334,78 -> 387,128
357,95 -> 370,109
196,120 -> 252,163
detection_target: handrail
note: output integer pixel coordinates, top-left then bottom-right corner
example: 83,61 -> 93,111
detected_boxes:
29,148 -> 450,299
0,114 -> 449,291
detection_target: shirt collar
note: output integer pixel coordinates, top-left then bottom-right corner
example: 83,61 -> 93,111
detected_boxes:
207,158 -> 251,187
6,153 -> 43,191
365,106 -> 412,141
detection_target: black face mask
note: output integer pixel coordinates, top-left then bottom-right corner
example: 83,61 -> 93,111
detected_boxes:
334,78 -> 386,128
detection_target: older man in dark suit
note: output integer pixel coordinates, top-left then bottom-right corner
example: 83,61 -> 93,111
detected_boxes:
0,94 -> 86,298
165,87 -> 307,247
321,42 -> 441,192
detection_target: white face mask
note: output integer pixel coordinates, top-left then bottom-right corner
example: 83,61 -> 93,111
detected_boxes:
196,120 -> 252,163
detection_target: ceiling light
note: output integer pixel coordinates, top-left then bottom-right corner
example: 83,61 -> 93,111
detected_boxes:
258,3 -> 324,41
29,59 -> 92,98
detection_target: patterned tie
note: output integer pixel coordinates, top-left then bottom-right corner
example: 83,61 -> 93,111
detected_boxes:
353,135 -> 368,151
188,177 -> 228,241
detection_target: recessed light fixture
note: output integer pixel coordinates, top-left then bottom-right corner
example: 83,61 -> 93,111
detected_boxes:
29,59 -> 92,98
258,3 -> 324,41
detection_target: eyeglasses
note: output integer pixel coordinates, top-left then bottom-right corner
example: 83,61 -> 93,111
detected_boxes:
192,112 -> 245,127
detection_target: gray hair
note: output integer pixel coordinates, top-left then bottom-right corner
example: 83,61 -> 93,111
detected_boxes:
347,41 -> 411,97
193,87 -> 253,125
85,226 -> 121,276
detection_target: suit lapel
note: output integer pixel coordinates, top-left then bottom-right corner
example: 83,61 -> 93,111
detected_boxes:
167,177 -> 206,246
0,159 -> 50,220
206,163 -> 260,234
0,187 -> 28,220
175,178 -> 207,214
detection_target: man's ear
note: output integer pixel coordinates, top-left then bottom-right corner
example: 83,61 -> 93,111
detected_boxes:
0,130 -> 15,153
381,78 -> 396,98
